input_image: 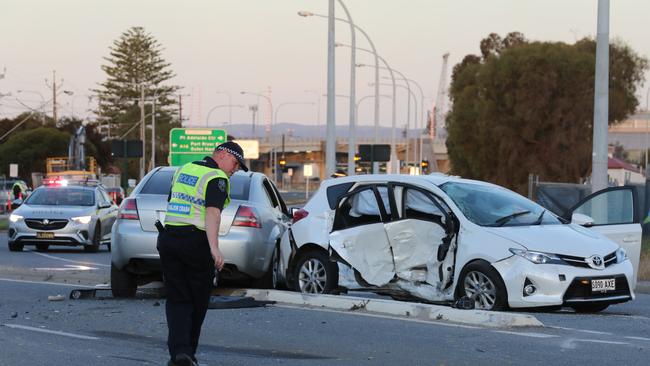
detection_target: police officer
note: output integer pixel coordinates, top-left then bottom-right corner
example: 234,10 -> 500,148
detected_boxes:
158,141 -> 248,366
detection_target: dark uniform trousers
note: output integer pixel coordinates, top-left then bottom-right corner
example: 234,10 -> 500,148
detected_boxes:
157,225 -> 214,359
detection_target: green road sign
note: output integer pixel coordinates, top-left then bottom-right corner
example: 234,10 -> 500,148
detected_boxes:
168,128 -> 227,166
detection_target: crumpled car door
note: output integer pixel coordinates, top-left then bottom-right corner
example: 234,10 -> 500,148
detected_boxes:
384,186 -> 453,290
329,186 -> 395,286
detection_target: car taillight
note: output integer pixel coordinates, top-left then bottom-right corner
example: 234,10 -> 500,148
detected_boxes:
292,209 -> 309,223
232,205 -> 261,228
118,198 -> 139,220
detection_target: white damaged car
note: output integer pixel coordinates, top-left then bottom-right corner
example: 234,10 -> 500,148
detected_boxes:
278,174 -> 642,312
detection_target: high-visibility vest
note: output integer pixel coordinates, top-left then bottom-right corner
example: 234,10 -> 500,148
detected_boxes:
164,162 -> 230,230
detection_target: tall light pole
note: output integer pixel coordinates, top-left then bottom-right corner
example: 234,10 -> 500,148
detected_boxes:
371,81 -> 417,168
242,90 -> 275,179
299,9 -> 381,173
591,0 -> 609,192
325,0 -> 336,178
343,46 -> 397,173
206,104 -> 244,127
404,78 -> 426,167
215,91 -> 232,126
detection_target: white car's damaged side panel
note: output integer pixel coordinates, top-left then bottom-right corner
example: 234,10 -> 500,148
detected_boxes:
329,223 -> 395,286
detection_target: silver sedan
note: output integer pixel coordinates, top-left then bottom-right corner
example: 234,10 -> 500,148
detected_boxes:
7,184 -> 117,252
110,167 -> 290,297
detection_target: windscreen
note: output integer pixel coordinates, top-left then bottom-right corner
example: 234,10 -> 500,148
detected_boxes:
440,182 -> 561,227
26,188 -> 95,206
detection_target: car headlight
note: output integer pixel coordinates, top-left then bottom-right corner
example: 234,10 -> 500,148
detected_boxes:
71,216 -> 92,224
9,214 -> 23,223
509,248 -> 563,264
616,247 -> 628,263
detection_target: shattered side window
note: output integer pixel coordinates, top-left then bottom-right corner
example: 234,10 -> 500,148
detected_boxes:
403,188 -> 446,225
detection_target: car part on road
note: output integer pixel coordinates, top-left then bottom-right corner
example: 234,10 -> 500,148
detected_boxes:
208,295 -> 275,309
293,250 -> 339,294
111,263 -> 137,297
458,260 -> 508,311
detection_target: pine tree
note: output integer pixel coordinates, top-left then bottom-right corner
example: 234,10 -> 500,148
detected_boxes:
93,26 -> 181,172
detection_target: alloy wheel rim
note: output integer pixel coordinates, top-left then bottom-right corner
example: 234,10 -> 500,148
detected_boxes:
463,271 -> 497,310
298,258 -> 327,293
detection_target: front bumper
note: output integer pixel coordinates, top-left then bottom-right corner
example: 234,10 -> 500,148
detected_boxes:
492,255 -> 635,308
8,219 -> 93,247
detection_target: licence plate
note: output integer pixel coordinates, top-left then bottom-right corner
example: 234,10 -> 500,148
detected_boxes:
591,278 -> 615,292
36,232 -> 55,239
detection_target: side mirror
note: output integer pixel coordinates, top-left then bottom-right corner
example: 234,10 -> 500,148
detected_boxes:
571,213 -> 595,227
99,203 -> 112,209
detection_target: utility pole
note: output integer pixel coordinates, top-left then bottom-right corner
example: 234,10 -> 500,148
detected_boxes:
140,85 -> 146,180
45,70 -> 64,125
591,0 -> 610,192
325,0 -> 336,177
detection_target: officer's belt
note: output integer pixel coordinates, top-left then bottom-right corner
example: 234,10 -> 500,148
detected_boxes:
164,224 -> 203,233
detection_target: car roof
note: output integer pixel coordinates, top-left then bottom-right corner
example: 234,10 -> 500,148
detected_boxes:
320,173 -> 498,190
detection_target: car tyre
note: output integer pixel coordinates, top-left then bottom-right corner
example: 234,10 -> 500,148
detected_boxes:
36,243 -> 49,252
570,303 -> 609,313
84,224 -> 101,253
111,263 -> 137,298
252,245 -> 280,289
8,242 -> 23,252
292,249 -> 338,294
458,260 -> 508,311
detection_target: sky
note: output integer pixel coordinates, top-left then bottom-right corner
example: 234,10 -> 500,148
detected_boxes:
1,0 -> 649,134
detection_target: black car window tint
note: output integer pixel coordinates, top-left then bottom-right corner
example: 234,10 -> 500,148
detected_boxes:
269,180 -> 288,215
141,170 -> 176,195
262,179 -> 279,208
227,174 -> 251,200
327,182 -> 355,210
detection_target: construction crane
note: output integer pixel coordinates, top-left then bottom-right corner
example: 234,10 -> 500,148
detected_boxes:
433,53 -> 450,141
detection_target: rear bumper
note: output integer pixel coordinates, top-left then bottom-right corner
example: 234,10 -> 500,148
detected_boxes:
111,219 -> 274,279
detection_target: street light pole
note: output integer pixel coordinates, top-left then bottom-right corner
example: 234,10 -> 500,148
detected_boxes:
325,0 -> 337,178
405,78 -> 426,168
299,9 -> 381,173
340,45 -> 397,173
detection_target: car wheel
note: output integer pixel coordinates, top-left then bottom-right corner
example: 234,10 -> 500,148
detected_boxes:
84,223 -> 101,253
36,243 -> 49,252
458,260 -> 508,311
252,245 -> 280,289
111,263 -> 137,298
8,242 -> 23,252
292,250 -> 338,294
570,303 -> 609,313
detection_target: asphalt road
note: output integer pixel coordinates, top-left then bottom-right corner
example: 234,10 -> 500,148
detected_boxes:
2,233 -> 650,365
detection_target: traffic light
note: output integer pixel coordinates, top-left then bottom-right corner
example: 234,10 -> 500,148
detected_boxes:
354,154 -> 361,162
420,159 -> 429,173
279,158 -> 287,172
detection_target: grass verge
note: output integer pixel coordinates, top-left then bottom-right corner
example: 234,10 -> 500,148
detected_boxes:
0,216 -> 7,231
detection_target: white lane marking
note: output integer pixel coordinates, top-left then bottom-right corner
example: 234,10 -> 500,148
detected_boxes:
0,277 -> 96,288
34,265 -> 98,271
493,330 -> 558,339
575,339 -> 629,345
274,304 -> 481,329
547,326 -> 612,335
3,324 -> 99,340
30,251 -> 110,268
625,336 -> 650,341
